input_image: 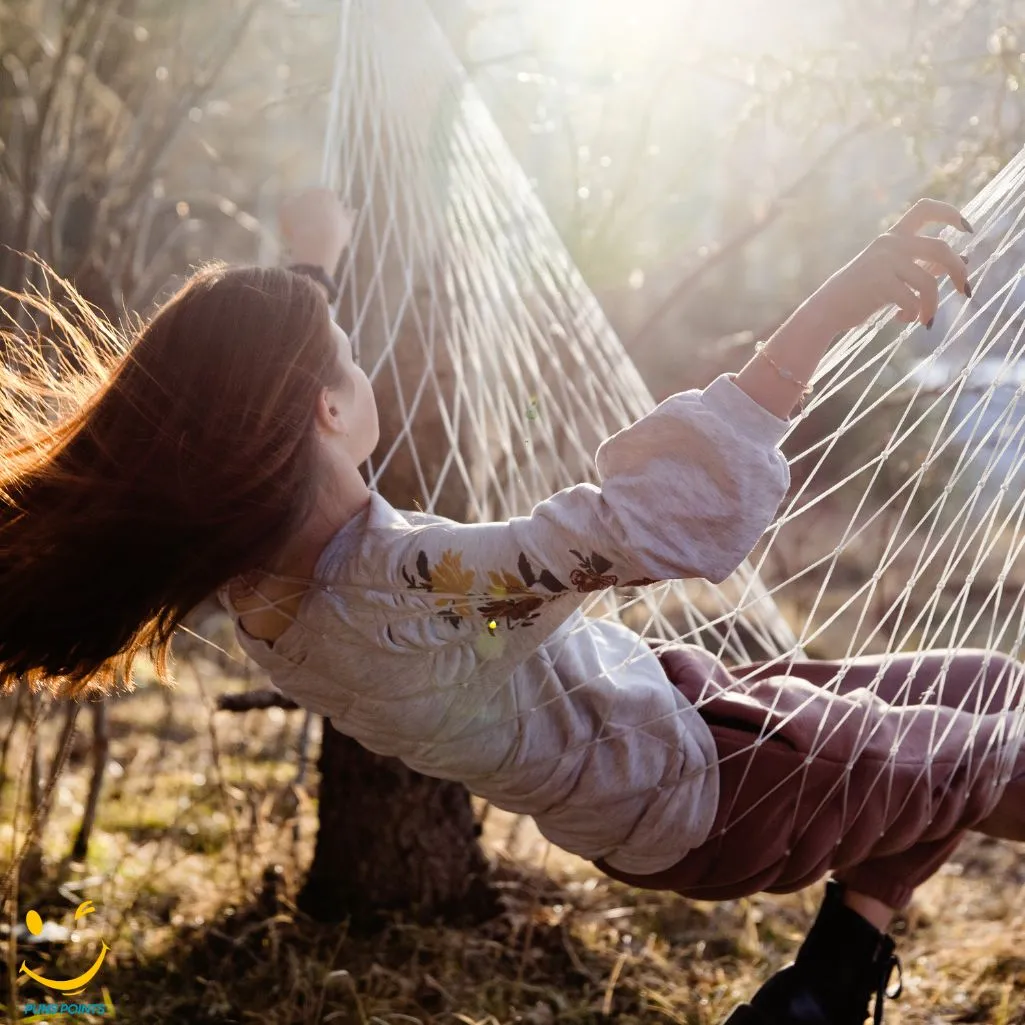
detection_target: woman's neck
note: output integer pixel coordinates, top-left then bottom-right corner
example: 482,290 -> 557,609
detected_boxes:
268,462 -> 372,578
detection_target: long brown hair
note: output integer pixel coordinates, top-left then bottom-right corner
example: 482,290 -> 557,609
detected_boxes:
0,263 -> 339,697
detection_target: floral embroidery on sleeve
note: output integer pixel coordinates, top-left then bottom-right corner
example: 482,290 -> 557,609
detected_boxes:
568,550 -> 617,591
401,549 -> 475,627
402,547 -> 658,632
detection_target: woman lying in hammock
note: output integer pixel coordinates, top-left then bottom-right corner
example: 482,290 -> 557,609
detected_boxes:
2,188 -> 1022,1025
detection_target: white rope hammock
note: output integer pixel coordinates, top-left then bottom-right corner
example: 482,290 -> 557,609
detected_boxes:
296,0 -> 1025,814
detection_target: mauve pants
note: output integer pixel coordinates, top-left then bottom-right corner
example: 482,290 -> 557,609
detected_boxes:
594,644 -> 1025,909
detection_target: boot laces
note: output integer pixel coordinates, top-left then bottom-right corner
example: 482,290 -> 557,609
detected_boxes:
871,951 -> 903,1025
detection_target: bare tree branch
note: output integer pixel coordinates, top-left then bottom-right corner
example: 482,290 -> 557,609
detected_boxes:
629,120 -> 869,353
218,689 -> 301,712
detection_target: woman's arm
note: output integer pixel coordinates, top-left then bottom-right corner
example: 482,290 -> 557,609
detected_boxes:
345,371 -> 790,655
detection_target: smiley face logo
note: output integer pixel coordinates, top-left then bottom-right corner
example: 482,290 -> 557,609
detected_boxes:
18,900 -> 110,994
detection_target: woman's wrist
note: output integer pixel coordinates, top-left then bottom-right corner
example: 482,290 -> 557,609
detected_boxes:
282,245 -> 340,273
733,297 -> 841,420
287,262 -> 338,303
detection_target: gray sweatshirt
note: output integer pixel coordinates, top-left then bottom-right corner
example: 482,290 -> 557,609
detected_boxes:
220,373 -> 791,874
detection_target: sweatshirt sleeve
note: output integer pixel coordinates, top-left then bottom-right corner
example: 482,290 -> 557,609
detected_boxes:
354,374 -> 792,646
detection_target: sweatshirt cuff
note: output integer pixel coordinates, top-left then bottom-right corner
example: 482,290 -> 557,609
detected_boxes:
700,373 -> 793,448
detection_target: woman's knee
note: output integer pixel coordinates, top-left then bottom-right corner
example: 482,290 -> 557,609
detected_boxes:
973,783 -> 1025,841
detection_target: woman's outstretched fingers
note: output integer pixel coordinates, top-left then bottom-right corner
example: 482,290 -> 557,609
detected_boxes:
880,230 -> 970,299
885,277 -> 923,324
922,253 -> 970,279
907,235 -> 971,296
897,260 -> 940,323
891,197 -> 973,237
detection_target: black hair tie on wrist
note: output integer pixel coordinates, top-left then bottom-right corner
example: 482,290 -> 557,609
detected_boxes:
288,263 -> 339,304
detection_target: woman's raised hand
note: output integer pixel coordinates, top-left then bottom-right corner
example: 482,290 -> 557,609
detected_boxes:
278,187 -> 355,273
805,198 -> 973,334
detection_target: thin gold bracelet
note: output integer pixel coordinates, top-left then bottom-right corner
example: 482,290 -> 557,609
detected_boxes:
754,342 -> 814,398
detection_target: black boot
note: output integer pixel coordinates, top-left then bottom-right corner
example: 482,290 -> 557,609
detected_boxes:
721,881 -> 903,1025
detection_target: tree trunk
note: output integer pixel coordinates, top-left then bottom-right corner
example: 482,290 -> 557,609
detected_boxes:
297,728 -> 497,928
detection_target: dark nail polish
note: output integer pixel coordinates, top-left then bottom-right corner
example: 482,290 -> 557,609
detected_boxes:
960,254 -> 969,263
926,317 -> 934,329
960,216 -> 974,233
965,282 -> 973,299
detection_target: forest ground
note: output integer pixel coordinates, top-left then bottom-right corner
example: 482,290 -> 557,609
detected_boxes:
1,662 -> 1023,1024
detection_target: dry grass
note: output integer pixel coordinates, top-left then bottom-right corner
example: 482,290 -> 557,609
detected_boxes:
1,657 -> 1023,1024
